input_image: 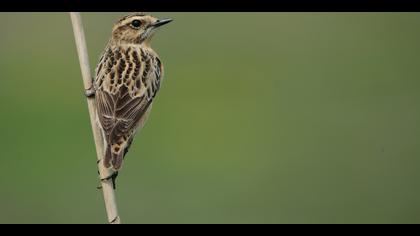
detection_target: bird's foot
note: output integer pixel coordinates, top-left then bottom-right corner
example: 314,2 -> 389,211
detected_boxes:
85,84 -> 96,98
97,171 -> 119,190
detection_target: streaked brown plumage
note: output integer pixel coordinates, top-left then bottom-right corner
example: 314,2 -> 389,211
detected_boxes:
91,13 -> 172,174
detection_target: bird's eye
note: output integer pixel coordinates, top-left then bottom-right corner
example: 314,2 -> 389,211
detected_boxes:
131,20 -> 142,28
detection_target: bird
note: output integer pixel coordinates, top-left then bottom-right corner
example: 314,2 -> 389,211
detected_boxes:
85,13 -> 172,188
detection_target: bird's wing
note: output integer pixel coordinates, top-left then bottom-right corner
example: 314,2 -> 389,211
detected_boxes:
96,86 -> 152,170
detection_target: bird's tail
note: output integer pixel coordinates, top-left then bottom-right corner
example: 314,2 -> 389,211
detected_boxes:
104,144 -> 124,171
111,150 -> 124,171
100,145 -> 120,190
104,145 -> 112,169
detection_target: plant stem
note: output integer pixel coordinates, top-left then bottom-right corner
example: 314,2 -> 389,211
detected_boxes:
69,12 -> 121,224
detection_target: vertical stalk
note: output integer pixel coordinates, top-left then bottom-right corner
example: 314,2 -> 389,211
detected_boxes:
69,12 -> 121,224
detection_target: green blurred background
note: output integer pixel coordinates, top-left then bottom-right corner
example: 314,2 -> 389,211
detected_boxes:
0,13 -> 420,223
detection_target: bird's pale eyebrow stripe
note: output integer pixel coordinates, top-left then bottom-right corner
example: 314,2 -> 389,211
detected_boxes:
118,13 -> 146,25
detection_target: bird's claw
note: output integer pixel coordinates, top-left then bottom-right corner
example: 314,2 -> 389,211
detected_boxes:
85,85 -> 96,98
97,171 -> 119,190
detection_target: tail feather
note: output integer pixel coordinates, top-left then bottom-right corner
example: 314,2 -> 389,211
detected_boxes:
101,145 -> 121,189
103,143 -> 124,170
111,150 -> 124,171
104,145 -> 112,168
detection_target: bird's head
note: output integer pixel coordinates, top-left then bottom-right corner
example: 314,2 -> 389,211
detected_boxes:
111,13 -> 172,45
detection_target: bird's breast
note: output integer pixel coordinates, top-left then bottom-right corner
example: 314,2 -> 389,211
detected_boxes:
96,44 -> 161,99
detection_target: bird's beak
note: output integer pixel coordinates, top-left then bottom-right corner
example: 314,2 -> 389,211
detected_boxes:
151,18 -> 173,29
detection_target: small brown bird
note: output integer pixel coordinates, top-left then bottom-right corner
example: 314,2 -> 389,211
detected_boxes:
86,13 -> 172,186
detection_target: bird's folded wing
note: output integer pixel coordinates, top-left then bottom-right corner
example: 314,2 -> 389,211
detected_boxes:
95,87 -> 152,143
